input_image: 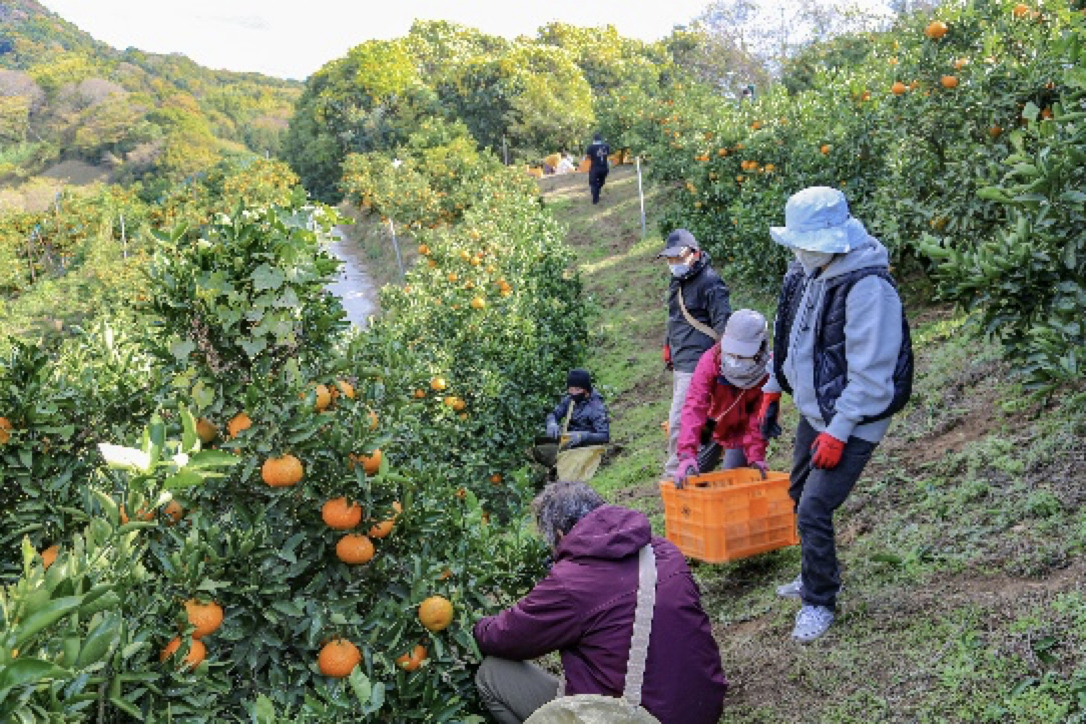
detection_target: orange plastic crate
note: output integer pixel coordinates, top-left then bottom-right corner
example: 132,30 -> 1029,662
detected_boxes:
659,468 -> 798,563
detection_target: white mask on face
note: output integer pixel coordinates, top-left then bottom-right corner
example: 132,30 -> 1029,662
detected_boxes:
794,249 -> 835,274
720,353 -> 767,389
669,263 -> 690,277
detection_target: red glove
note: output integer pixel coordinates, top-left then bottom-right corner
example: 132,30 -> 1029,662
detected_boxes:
662,345 -> 673,371
757,392 -> 781,422
811,432 -> 846,470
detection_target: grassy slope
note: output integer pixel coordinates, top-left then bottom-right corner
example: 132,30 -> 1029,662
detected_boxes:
540,168 -> 1086,723
343,166 -> 1086,722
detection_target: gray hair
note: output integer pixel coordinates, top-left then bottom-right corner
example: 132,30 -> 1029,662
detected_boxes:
532,480 -> 605,548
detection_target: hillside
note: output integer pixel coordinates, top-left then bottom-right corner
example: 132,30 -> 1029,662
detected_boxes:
0,0 -> 300,195
536,167 -> 1085,721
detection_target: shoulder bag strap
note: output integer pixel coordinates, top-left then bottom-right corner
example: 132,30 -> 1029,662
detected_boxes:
560,400 -> 574,435
555,543 -> 658,702
622,544 -> 658,708
678,286 -> 720,341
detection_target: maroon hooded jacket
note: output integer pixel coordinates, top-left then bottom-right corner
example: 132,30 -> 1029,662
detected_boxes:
473,505 -> 727,724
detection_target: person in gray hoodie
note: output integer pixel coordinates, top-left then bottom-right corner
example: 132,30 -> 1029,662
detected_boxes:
762,186 -> 913,643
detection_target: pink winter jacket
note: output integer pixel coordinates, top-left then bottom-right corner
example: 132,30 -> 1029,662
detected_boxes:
677,343 -> 768,465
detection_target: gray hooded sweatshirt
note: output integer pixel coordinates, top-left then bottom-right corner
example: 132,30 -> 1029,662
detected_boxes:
781,233 -> 903,444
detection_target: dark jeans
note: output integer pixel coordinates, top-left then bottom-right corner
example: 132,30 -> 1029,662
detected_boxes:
790,418 -> 877,610
589,167 -> 608,203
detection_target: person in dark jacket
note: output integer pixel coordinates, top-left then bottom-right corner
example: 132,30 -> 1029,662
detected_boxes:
584,133 -> 610,205
544,368 -> 609,449
764,186 -> 912,643
474,481 -> 728,724
659,228 -> 732,479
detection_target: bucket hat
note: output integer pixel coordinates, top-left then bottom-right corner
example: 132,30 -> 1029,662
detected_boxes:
719,309 -> 767,357
769,187 -> 868,253
656,228 -> 700,258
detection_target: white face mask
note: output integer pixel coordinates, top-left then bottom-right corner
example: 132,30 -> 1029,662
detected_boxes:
668,263 -> 690,277
721,352 -> 767,388
795,249 -> 835,274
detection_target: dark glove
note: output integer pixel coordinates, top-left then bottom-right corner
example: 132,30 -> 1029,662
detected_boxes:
811,432 -> 845,470
663,345 -> 673,372
562,431 -> 587,449
545,419 -> 560,439
751,460 -> 768,480
674,456 -> 699,489
758,392 -> 782,439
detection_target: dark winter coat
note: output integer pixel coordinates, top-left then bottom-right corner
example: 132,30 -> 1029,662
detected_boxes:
546,391 -> 609,447
665,252 -> 732,373
473,506 -> 728,724
585,140 -> 610,170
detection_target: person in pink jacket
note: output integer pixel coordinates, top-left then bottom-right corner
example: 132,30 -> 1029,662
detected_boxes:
673,309 -> 779,486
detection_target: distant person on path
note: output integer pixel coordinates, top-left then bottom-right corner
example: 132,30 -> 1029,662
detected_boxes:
584,133 -> 610,204
473,480 -> 728,724
659,229 -> 732,480
767,186 -> 913,643
673,309 -> 777,487
556,153 -> 575,175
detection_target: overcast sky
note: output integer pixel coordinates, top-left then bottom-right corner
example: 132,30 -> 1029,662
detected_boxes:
39,0 -> 712,80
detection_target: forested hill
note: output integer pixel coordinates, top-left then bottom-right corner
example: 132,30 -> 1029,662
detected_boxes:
0,0 -> 300,189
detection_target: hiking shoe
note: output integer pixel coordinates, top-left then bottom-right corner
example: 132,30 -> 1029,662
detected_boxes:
776,574 -> 803,599
792,605 -> 834,643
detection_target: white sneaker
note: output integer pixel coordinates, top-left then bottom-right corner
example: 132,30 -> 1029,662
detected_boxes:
792,605 -> 834,643
775,573 -> 803,599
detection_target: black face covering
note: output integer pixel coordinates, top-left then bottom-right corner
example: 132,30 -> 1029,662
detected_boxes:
570,392 -> 588,404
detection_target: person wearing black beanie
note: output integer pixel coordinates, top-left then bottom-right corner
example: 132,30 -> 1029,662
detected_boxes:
542,369 -> 609,451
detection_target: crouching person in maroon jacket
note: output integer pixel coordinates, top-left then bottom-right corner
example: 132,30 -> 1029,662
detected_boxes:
473,481 -> 728,724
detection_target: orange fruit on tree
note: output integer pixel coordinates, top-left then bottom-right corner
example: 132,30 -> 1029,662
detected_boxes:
396,644 -> 428,672
820,144 -> 831,155
989,125 -> 1003,138
335,534 -> 375,565
119,506 -> 154,525
892,81 -> 907,95
1012,3 -> 1030,17
430,377 -> 447,392
311,384 -> 332,411
262,454 -> 304,487
413,389 -> 426,399
41,545 -> 59,570
184,599 -> 224,639
319,639 -> 361,678
334,380 -> 355,400
161,637 -> 206,668
322,497 -> 363,529
925,20 -> 948,39
941,75 -> 959,89
954,58 -> 969,70
352,449 -> 381,475
419,596 -> 454,632
447,273 -> 458,283
226,412 -> 252,439
195,418 -> 218,445
163,500 -> 184,525
367,409 -> 378,430
417,243 -> 430,256
490,473 -> 502,484
0,416 -> 12,445
368,501 -> 401,539
470,297 -> 486,310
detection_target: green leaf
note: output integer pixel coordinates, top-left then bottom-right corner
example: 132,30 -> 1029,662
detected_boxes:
186,450 -> 242,469
0,658 -> 70,700
170,339 -> 196,362
252,264 -> 286,291
239,339 -> 268,357
348,668 -> 372,704
15,596 -> 84,648
252,694 -> 277,724
162,470 -> 204,491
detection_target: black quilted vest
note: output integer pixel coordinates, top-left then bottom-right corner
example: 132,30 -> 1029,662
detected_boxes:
773,261 -> 913,425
